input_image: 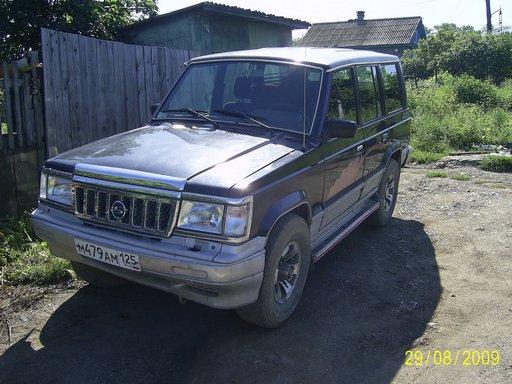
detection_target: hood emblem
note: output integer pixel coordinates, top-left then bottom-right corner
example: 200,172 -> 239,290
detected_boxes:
111,200 -> 127,220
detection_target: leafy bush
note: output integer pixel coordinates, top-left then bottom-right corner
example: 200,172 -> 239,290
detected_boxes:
480,155 -> 512,173
497,79 -> 512,110
0,215 -> 73,285
448,75 -> 500,109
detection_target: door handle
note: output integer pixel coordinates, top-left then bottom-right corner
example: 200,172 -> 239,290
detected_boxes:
356,144 -> 364,152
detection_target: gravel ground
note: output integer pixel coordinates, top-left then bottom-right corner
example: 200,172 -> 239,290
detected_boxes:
0,160 -> 511,384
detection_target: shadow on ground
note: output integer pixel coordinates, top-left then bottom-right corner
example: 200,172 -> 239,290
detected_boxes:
0,219 -> 441,384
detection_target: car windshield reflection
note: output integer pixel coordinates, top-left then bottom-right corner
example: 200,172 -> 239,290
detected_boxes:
156,61 -> 322,134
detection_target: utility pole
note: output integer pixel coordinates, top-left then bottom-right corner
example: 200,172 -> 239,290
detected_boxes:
485,0 -> 493,32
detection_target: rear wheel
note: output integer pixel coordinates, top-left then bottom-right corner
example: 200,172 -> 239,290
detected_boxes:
236,214 -> 310,328
367,158 -> 400,227
71,261 -> 127,288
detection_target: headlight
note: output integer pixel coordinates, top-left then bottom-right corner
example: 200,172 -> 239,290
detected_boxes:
178,201 -> 224,234
177,199 -> 252,238
40,173 -> 73,206
39,173 -> 47,199
224,204 -> 250,237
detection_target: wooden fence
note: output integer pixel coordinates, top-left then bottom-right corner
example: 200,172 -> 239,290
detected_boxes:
0,29 -> 198,216
0,52 -> 46,215
42,28 -> 198,157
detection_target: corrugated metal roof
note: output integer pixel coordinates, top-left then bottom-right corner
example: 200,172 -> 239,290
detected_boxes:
299,17 -> 424,48
123,2 -> 310,31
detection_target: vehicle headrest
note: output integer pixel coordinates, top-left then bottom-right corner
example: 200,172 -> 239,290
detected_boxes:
234,76 -> 251,99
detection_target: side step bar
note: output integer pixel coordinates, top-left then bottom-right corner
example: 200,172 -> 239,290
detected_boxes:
312,201 -> 380,262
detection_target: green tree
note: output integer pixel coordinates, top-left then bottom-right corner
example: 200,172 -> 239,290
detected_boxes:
0,0 -> 158,62
402,24 -> 512,85
292,36 -> 303,46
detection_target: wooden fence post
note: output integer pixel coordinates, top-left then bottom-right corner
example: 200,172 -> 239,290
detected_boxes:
3,62 -> 15,149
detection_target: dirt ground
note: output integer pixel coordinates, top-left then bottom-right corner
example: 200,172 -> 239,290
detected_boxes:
0,159 -> 511,384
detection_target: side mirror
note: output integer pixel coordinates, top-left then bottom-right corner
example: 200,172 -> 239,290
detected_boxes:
327,117 -> 357,138
151,103 -> 160,115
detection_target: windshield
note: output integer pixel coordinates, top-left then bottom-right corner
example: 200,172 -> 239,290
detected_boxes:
156,61 -> 323,134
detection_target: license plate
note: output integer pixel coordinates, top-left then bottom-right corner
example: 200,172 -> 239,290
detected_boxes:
74,239 -> 141,272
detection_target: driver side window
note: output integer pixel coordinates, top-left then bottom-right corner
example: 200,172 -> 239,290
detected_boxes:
328,68 -> 357,122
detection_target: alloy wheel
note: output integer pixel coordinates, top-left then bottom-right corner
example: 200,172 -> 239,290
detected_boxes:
384,174 -> 395,212
273,241 -> 301,304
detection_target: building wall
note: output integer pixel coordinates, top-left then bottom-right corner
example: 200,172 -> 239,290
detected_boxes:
248,22 -> 291,48
122,14 -> 294,55
122,14 -> 195,51
207,14 -> 250,53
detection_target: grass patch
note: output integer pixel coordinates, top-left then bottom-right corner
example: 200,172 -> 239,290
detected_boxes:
487,183 -> 508,189
1,122 -> 7,135
410,150 -> 448,164
408,75 -> 512,156
0,215 -> 74,285
426,170 -> 448,178
479,155 -> 512,173
450,173 -> 471,181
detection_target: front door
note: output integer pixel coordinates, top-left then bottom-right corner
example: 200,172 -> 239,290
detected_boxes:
321,67 -> 365,228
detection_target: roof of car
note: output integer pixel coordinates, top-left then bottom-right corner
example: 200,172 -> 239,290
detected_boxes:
188,47 -> 399,70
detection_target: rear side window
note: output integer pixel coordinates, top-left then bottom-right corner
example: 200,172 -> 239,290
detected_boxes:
327,68 -> 357,122
380,64 -> 402,113
355,66 -> 381,123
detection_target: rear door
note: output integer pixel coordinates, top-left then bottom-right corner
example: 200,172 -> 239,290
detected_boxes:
354,65 -> 387,196
320,67 -> 365,228
379,62 -> 407,149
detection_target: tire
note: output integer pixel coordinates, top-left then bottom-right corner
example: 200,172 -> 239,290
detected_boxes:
236,214 -> 311,328
367,158 -> 400,227
71,261 -> 127,288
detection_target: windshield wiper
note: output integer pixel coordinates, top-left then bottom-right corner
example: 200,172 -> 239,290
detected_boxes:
212,109 -> 270,129
159,108 -> 218,127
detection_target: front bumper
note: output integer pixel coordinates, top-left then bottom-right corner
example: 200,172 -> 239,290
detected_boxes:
32,204 -> 265,309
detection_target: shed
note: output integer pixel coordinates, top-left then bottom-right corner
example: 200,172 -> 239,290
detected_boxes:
120,2 -> 310,55
298,11 -> 426,56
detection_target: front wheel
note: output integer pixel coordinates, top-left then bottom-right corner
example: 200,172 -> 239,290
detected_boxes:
367,158 -> 400,227
236,214 -> 311,328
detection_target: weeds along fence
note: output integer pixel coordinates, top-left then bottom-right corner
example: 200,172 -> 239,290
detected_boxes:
0,28 -> 198,216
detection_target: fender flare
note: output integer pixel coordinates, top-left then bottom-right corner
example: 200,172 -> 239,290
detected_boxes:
258,191 -> 311,237
382,142 -> 403,169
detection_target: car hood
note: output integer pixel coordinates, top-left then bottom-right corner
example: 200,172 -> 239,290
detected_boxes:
45,123 -> 297,194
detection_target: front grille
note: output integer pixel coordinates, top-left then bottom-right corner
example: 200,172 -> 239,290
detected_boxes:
73,184 -> 178,237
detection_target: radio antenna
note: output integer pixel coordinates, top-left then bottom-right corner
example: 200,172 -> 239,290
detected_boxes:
302,47 -> 307,151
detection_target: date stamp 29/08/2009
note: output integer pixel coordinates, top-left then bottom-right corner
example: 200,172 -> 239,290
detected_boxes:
404,350 -> 501,367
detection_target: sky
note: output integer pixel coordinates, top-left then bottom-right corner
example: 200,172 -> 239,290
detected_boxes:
157,0 -> 510,38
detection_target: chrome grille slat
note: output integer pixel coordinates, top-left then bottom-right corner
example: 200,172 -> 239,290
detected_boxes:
143,200 -> 148,229
156,202 -> 161,231
94,191 -> 99,218
73,184 -> 177,237
83,188 -> 89,215
130,198 -> 135,226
